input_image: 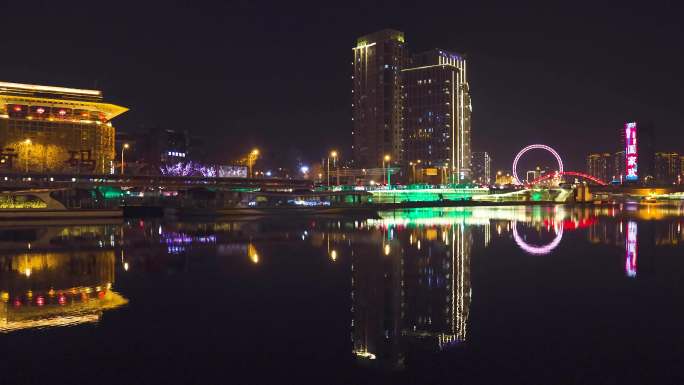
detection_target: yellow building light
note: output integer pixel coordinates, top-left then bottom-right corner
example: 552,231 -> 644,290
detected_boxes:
0,81 -> 102,96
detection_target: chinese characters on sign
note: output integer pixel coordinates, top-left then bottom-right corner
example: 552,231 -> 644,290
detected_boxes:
625,122 -> 638,181
0,148 -> 18,169
66,149 -> 96,172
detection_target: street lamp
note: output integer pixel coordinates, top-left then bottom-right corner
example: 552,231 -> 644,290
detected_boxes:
121,143 -> 130,175
300,165 -> 309,178
23,139 -> 32,173
331,150 -> 339,186
248,148 -> 259,178
382,154 -> 391,186
409,160 -> 421,184
409,162 -> 414,184
327,150 -> 337,188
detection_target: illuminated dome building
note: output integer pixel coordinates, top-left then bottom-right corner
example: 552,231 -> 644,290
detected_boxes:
0,81 -> 128,174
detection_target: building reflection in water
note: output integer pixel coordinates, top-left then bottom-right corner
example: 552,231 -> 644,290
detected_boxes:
344,205 -> 684,365
585,206 -> 684,277
350,211 -> 474,367
0,204 -> 681,346
0,225 -> 127,333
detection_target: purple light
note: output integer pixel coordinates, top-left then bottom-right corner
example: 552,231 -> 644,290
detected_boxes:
625,221 -> 637,277
160,161 -> 218,177
162,231 -> 217,245
512,221 -> 564,255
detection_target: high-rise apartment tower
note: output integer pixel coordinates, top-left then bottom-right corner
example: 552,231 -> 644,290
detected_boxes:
352,29 -> 407,168
403,49 -> 471,182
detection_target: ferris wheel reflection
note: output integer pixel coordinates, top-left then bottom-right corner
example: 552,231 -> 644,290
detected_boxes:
512,221 -> 564,255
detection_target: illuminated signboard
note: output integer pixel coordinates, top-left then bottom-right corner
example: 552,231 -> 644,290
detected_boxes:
625,221 -> 637,278
625,122 -> 638,181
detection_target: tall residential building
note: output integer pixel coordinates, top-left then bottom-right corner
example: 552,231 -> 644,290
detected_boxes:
352,29 -> 407,168
586,153 -> 613,182
471,151 -> 491,185
654,152 -> 680,184
403,49 -> 472,182
0,81 -> 127,174
613,151 -> 625,181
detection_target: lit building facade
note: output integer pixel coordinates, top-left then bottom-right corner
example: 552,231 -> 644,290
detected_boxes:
613,151 -> 625,181
0,82 -> 127,174
471,151 -> 491,185
654,152 -> 680,184
495,171 -> 515,185
352,29 -> 407,168
586,153 -> 613,182
403,50 -> 472,182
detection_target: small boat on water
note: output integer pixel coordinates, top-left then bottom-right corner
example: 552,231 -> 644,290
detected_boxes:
0,188 -> 122,220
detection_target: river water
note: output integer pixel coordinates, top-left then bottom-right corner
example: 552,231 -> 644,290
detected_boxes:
1,204 -> 684,384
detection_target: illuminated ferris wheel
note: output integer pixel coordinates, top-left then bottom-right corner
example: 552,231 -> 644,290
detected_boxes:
512,144 -> 564,185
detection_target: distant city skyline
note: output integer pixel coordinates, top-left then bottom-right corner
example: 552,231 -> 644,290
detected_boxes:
0,2 -> 682,172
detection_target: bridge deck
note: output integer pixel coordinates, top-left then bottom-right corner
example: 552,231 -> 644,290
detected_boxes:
0,173 -> 312,190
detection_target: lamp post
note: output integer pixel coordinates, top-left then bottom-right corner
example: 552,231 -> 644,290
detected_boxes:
121,143 -> 129,175
330,150 -> 338,186
23,139 -> 31,173
409,162 -> 414,184
415,159 -> 421,184
382,154 -> 391,186
410,161 -> 421,184
248,148 -> 259,178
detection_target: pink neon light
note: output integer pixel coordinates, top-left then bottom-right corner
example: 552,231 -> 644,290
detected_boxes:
625,122 -> 638,181
625,221 -> 637,277
512,144 -> 564,185
512,221 -> 564,255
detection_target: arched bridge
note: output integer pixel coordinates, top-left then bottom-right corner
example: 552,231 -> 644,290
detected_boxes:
528,171 -> 609,186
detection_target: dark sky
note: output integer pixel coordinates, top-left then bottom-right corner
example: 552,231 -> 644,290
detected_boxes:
1,0 -> 682,172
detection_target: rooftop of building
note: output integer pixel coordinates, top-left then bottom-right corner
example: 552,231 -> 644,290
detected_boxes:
0,81 -> 103,102
405,49 -> 466,69
0,81 -> 128,120
355,29 -> 404,47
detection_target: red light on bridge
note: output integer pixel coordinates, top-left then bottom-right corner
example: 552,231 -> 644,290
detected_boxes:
528,171 -> 608,186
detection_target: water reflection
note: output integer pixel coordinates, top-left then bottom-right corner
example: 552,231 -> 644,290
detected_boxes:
0,225 -> 128,332
1,204 -> 683,367
348,218 -> 473,367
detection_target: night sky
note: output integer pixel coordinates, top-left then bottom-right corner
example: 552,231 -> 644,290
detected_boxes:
1,1 -> 682,172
